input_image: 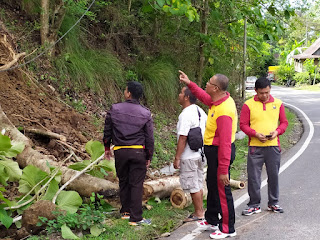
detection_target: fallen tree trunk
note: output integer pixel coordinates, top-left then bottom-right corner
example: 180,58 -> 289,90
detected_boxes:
0,105 -> 119,198
143,176 -> 181,201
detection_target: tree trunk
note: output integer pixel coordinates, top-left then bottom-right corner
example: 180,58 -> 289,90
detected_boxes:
40,0 -> 50,45
242,16 -> 247,99
48,0 -> 66,45
143,176 -> 181,200
40,0 -> 66,54
0,105 -> 119,198
195,0 -> 208,85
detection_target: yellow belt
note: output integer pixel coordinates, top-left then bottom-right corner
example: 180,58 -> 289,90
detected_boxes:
113,145 -> 144,151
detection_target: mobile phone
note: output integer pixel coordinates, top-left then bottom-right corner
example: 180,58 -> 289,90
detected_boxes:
265,134 -> 272,138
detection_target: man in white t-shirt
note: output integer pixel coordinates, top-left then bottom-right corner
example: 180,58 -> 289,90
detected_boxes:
174,86 -> 207,222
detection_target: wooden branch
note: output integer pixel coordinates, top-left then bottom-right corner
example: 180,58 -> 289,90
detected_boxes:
24,128 -> 67,142
0,52 -> 26,70
56,140 -> 90,159
52,153 -> 105,204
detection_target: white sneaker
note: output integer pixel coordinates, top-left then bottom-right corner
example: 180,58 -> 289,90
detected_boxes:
210,230 -> 237,239
196,219 -> 218,231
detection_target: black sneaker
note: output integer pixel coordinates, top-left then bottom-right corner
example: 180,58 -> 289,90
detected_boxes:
268,205 -> 284,213
242,206 -> 261,216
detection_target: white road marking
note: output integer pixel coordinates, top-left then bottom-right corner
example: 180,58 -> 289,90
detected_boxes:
179,102 -> 314,240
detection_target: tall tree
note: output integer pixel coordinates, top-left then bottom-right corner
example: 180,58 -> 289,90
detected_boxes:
40,0 -> 66,51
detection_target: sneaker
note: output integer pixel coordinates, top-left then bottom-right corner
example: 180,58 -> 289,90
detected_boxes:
196,219 -> 219,231
268,205 -> 284,213
120,212 -> 130,220
210,230 -> 237,239
129,218 -> 152,226
242,206 -> 261,216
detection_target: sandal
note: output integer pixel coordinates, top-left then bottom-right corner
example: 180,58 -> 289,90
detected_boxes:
183,214 -> 204,223
121,212 -> 130,220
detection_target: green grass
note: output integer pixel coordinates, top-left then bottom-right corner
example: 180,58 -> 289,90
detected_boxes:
135,58 -> 180,112
82,199 -> 192,240
279,107 -> 300,151
294,84 -> 320,91
231,136 -> 249,181
151,112 -> 177,169
54,14 -> 125,103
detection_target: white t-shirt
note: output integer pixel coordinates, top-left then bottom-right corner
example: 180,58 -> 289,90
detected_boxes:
177,104 -> 207,160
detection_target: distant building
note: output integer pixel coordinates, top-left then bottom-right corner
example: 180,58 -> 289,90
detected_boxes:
293,38 -> 320,72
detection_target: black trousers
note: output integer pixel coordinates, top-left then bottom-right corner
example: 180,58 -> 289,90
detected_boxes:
114,148 -> 147,222
204,143 -> 236,234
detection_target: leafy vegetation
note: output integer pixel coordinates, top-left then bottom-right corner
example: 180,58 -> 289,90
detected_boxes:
151,112 -> 177,168
69,140 -> 116,178
0,135 -> 112,230
38,193 -> 115,238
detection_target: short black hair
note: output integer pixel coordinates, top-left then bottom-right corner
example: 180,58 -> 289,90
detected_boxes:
183,87 -> 197,104
127,81 -> 143,100
215,74 -> 229,91
255,77 -> 271,89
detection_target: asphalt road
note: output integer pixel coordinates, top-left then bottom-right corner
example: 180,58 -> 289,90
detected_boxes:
163,86 -> 320,240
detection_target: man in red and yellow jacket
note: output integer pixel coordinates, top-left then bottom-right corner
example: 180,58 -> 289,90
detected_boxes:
240,77 -> 288,216
179,70 -> 237,239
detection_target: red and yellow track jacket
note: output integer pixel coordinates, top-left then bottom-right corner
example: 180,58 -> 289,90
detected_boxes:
188,82 -> 238,175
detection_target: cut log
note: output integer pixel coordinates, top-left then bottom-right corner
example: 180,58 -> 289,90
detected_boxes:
143,176 -> 181,201
0,105 -> 119,198
170,185 -> 208,209
230,179 -> 245,189
170,188 -> 192,209
169,178 -> 244,209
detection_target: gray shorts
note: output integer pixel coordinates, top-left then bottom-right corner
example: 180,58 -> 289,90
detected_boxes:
179,157 -> 204,193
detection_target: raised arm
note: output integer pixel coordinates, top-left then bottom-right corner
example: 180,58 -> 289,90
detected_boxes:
179,70 -> 213,106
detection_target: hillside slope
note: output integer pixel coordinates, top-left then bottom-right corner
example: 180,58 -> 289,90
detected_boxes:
0,68 -> 100,160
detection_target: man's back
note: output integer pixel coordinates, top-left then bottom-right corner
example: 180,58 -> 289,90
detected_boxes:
103,99 -> 154,158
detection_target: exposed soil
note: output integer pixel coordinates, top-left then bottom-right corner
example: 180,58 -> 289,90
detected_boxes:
0,69 -> 101,161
